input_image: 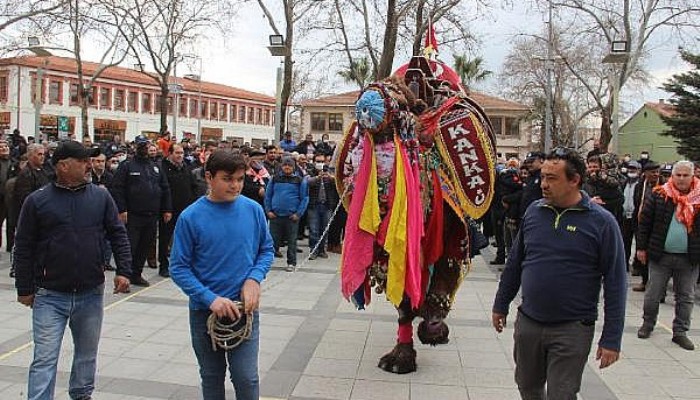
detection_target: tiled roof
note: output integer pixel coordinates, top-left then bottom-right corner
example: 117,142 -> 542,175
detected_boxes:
646,101 -> 675,118
0,55 -> 275,104
301,89 -> 530,111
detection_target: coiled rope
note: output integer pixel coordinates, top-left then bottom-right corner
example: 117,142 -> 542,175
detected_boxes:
206,301 -> 253,351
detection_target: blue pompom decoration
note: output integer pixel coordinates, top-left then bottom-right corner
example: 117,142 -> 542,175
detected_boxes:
355,90 -> 386,130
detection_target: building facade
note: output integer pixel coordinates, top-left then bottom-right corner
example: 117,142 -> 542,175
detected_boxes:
0,55 -> 276,146
299,90 -> 532,160
618,101 -> 681,162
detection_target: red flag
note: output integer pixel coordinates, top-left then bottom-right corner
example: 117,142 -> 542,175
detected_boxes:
424,18 -> 438,54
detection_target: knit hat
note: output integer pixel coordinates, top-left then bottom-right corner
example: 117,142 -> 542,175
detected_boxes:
281,156 -> 295,167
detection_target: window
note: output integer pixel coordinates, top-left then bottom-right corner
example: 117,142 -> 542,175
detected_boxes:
201,100 -> 208,118
180,97 -> 188,117
48,80 -> 62,105
238,106 -> 246,123
219,103 -> 227,121
247,107 -> 255,124
264,109 -> 270,125
256,108 -> 262,125
505,117 -> 519,137
99,87 -> 111,109
114,89 -> 125,111
491,116 -> 503,136
155,94 -> 172,114
210,101 -> 218,120
311,112 -> 327,131
127,91 -> 138,112
328,113 -> 343,131
89,86 -> 98,107
142,93 -> 152,113
190,99 -> 198,118
70,83 -> 80,105
230,104 -> 237,122
167,95 -> 174,114
0,73 -> 7,102
31,76 -> 47,104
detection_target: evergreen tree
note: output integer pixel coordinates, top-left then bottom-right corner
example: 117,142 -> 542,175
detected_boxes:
661,50 -> 700,161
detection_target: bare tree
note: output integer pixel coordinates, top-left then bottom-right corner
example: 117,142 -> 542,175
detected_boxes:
118,0 -> 232,136
0,0 -> 68,33
539,0 -> 700,150
253,0 -> 325,141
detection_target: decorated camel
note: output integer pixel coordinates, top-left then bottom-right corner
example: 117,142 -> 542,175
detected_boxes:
334,50 -> 497,373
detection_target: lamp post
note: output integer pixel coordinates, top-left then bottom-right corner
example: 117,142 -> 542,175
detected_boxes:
544,0 -> 554,152
168,55 -> 184,141
602,40 -> 629,154
268,34 -> 289,143
28,37 -> 52,138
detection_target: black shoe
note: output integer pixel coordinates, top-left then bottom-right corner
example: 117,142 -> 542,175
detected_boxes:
672,335 -> 695,350
490,258 -> 505,265
309,254 -> 317,260
274,251 -> 283,258
637,326 -> 652,339
318,252 -> 329,259
130,276 -> 150,287
9,269 -> 15,278
296,248 -> 303,253
104,264 -> 116,271
158,269 -> 170,278
147,263 -> 157,269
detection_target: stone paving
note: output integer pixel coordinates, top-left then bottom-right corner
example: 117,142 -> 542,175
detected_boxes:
0,242 -> 700,399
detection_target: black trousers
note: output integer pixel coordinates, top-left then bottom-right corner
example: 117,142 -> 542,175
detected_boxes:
491,209 -> 505,259
327,205 -> 347,247
127,213 -> 158,277
158,212 -> 180,271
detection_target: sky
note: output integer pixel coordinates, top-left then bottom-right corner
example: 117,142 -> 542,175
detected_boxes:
81,1 -> 694,118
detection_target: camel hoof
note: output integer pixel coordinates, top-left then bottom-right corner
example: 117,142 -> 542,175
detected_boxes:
417,320 -> 449,346
377,342 -> 417,374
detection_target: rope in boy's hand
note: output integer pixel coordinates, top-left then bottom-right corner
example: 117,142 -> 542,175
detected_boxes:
206,301 -> 253,351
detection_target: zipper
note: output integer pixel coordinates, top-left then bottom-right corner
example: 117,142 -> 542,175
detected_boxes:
542,204 -> 586,229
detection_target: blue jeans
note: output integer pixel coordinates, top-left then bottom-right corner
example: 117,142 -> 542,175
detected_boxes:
29,284 -> 104,400
307,204 -> 330,255
189,309 -> 260,400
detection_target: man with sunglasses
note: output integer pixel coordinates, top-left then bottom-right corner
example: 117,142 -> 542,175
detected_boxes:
492,147 -> 627,400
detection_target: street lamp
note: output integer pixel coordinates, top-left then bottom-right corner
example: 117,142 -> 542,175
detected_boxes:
181,54 -> 203,143
27,36 -> 52,139
602,40 -> 629,154
268,34 -> 288,142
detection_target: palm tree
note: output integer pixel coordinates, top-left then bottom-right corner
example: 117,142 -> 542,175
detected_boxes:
453,55 -> 492,89
338,57 -> 375,89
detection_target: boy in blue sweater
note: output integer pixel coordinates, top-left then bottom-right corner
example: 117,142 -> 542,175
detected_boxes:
169,151 -> 274,400
264,156 -> 309,271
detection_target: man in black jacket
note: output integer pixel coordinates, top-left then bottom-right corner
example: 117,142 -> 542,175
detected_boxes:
636,161 -> 700,351
112,138 -> 172,287
14,141 -> 131,400
631,161 -> 661,291
307,153 -> 337,259
158,143 -> 197,277
518,151 -> 545,218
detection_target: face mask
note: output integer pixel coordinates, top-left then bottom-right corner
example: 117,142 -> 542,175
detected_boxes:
641,154 -> 649,160
623,156 -> 631,162
117,154 -> 127,163
315,162 -> 325,171
628,172 -> 639,179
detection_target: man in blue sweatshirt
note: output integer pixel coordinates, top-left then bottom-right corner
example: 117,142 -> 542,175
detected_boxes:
492,147 -> 627,400
265,156 -> 309,272
169,151 -> 274,400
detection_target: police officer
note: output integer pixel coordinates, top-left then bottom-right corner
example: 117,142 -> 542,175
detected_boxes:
111,137 -> 172,286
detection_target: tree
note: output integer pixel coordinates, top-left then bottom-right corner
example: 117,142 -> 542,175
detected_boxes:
453,55 -> 491,90
540,0 -> 700,150
661,50 -> 700,161
0,0 -> 68,33
119,0 -> 230,136
337,57 -> 374,89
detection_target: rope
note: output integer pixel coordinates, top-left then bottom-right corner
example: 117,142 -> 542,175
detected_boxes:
206,301 -> 253,351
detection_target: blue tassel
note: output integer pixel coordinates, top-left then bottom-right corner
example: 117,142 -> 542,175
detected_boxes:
355,90 -> 386,130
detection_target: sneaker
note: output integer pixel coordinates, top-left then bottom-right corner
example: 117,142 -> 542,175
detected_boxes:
285,264 -> 295,272
489,258 -> 505,265
309,254 -> 317,260
296,248 -> 303,253
130,276 -> 150,287
9,269 -> 15,278
672,335 -> 695,351
318,252 -> 329,259
632,284 -> 646,292
104,264 -> 116,272
637,326 -> 652,339
274,251 -> 283,258
147,263 -> 157,269
158,269 -> 170,278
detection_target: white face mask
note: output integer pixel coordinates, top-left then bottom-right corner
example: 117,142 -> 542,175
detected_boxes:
315,162 -> 325,171
640,154 -> 649,160
628,172 -> 639,179
117,154 -> 127,163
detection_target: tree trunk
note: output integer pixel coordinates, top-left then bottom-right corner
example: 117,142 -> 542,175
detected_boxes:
160,84 -> 169,135
412,1 -> 426,56
80,90 -> 89,139
377,0 -> 398,79
599,103 -> 612,151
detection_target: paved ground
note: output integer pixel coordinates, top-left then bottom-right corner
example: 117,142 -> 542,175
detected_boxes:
1,241 -> 700,399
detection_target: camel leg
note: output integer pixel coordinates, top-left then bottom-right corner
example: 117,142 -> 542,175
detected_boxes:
378,297 -> 417,374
